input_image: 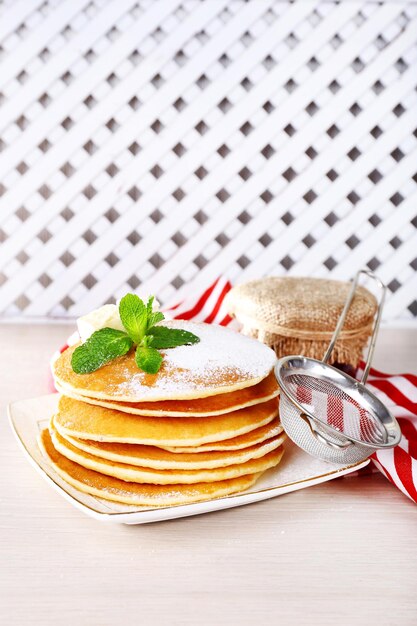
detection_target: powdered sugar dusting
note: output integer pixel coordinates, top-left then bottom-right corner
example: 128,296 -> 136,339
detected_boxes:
76,321 -> 278,401
163,321 -> 275,375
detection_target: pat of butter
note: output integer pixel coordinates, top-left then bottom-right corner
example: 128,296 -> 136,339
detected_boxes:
77,304 -> 124,342
76,298 -> 170,342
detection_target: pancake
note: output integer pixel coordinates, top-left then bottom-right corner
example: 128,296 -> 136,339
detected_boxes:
50,421 -> 284,484
53,321 -> 277,402
39,428 -> 261,507
54,395 -> 279,446
54,418 -> 286,470
162,418 -> 283,453
54,370 -> 279,417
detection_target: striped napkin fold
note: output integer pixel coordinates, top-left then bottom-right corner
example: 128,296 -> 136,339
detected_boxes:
53,277 -> 417,504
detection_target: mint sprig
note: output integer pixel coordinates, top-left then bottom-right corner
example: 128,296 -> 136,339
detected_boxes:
135,346 -> 163,374
147,326 -> 200,349
71,294 -> 199,375
71,328 -> 133,374
119,293 -> 148,344
146,295 -> 165,330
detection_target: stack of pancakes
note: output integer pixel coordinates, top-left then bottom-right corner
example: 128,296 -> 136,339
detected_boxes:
42,322 -> 285,507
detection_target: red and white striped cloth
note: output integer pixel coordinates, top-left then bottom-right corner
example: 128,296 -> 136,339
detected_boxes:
53,277 -> 417,504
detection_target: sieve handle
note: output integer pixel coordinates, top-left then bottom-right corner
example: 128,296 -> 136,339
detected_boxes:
322,269 -> 386,384
299,413 -> 353,450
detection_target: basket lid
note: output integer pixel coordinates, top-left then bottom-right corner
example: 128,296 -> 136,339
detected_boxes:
225,276 -> 377,336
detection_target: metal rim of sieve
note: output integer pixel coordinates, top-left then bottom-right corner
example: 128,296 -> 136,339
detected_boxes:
278,392 -> 377,465
275,355 -> 402,452
274,269 -> 402,458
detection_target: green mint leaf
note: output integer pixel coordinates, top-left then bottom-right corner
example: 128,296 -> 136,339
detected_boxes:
119,293 -> 148,343
147,326 -> 200,349
147,310 -> 165,330
146,296 -> 155,316
71,328 -> 133,374
135,346 -> 163,374
145,295 -> 165,330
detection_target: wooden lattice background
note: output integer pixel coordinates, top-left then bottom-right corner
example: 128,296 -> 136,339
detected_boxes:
0,0 -> 416,321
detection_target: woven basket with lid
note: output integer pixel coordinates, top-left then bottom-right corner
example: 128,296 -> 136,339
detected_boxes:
225,276 -> 378,372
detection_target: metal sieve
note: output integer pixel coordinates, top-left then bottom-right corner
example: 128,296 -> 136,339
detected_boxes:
275,270 -> 401,464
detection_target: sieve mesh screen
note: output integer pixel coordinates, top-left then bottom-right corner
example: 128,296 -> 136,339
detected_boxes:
282,373 -> 387,445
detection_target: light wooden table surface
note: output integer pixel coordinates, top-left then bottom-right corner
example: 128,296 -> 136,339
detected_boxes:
1,323 -> 416,626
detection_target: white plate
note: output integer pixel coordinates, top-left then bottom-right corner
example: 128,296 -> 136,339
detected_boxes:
8,394 -> 369,524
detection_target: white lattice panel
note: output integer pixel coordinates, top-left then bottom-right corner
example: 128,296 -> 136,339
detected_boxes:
0,0 -> 416,321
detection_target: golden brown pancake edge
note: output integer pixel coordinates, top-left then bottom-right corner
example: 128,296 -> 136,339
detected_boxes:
38,428 -> 264,507
54,417 -> 286,470
50,421 -> 285,485
54,370 -> 279,417
54,395 -> 279,446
